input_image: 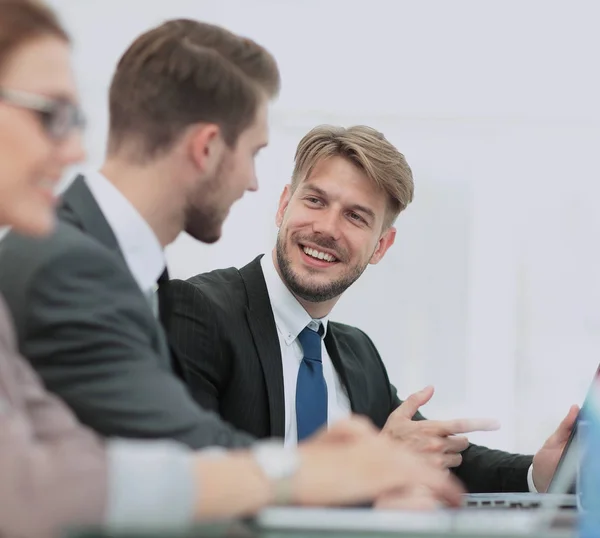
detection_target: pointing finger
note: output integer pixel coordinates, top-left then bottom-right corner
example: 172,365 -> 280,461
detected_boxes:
437,418 -> 501,435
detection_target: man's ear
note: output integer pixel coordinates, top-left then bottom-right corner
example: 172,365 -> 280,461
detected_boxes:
275,184 -> 292,227
189,124 -> 223,175
369,226 -> 396,265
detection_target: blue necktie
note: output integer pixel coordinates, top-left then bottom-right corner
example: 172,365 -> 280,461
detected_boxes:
296,324 -> 327,441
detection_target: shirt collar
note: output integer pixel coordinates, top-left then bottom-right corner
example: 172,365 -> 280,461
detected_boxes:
260,254 -> 329,346
85,171 -> 165,294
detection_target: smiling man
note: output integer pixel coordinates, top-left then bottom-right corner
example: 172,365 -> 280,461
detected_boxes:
168,124 -> 576,494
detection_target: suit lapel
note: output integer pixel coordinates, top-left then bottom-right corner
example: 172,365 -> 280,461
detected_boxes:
58,175 -> 124,259
240,256 -> 286,438
58,176 -> 173,369
325,327 -> 370,416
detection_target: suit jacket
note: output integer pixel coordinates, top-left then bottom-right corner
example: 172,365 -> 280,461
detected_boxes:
0,294 -> 107,538
0,175 -> 254,449
169,255 -> 533,493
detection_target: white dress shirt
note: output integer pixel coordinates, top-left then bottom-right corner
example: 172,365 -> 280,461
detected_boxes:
260,255 -> 351,446
260,257 -> 537,488
527,465 -> 537,492
84,172 -> 165,301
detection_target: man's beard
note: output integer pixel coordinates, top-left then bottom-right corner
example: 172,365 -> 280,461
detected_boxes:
186,204 -> 223,244
184,156 -> 229,244
275,231 -> 369,303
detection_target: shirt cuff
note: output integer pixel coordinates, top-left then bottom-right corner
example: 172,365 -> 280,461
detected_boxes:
105,439 -> 195,529
199,446 -> 228,457
527,463 -> 538,492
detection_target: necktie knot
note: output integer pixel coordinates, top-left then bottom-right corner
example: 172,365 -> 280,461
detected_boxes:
297,324 -> 323,362
158,268 -> 169,286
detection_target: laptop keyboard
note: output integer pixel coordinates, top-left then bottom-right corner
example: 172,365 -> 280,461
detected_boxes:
465,499 -> 543,509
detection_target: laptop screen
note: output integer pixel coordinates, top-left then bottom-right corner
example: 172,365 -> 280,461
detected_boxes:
546,364 -> 600,494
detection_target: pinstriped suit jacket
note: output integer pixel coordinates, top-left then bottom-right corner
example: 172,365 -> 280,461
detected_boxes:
169,256 -> 534,493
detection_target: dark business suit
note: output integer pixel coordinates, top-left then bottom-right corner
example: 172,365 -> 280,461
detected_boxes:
0,175 -> 254,449
169,255 -> 533,492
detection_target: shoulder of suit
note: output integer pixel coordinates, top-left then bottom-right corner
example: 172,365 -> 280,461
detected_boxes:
329,320 -> 376,345
0,220 -> 124,285
174,266 -> 246,305
182,265 -> 241,288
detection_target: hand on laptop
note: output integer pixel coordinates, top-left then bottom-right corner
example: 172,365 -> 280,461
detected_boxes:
374,485 -> 445,511
293,416 -> 464,507
381,386 -> 500,469
191,416 -> 462,520
532,404 -> 579,492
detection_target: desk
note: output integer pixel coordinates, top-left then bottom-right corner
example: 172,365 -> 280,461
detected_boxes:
66,518 -> 575,538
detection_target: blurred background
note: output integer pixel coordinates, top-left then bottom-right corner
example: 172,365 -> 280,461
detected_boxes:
48,0 -> 600,453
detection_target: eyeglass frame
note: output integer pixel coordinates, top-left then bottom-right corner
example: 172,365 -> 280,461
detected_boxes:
0,87 -> 85,141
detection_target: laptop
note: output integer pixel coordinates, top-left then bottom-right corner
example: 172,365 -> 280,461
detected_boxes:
255,506 -> 576,536
464,364 -> 600,510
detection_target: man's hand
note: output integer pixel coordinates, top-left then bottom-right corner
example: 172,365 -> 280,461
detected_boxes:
532,405 -> 579,492
311,416 -> 379,444
382,386 -> 500,469
294,418 -> 464,508
192,416 -> 459,521
374,486 -> 444,511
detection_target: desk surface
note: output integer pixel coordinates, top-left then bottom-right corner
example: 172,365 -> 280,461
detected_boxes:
66,519 -> 576,538
66,505 -> 578,538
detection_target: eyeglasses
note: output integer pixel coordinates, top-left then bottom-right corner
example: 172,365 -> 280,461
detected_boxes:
0,88 -> 85,141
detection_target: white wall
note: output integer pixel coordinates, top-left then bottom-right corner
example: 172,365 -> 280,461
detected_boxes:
49,0 -> 600,452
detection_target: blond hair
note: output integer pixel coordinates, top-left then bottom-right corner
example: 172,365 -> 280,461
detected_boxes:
292,125 -> 414,228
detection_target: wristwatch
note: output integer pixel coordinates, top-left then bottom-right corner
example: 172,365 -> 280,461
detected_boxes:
252,440 -> 300,505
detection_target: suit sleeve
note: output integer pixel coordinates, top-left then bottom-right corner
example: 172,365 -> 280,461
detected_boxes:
389,390 -> 532,492
21,244 -> 255,450
168,279 -> 228,413
0,332 -> 108,538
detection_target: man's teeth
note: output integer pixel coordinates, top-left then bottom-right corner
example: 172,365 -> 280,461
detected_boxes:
302,246 -> 336,262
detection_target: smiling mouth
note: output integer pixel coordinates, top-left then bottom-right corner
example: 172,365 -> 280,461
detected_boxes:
299,244 -> 338,263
